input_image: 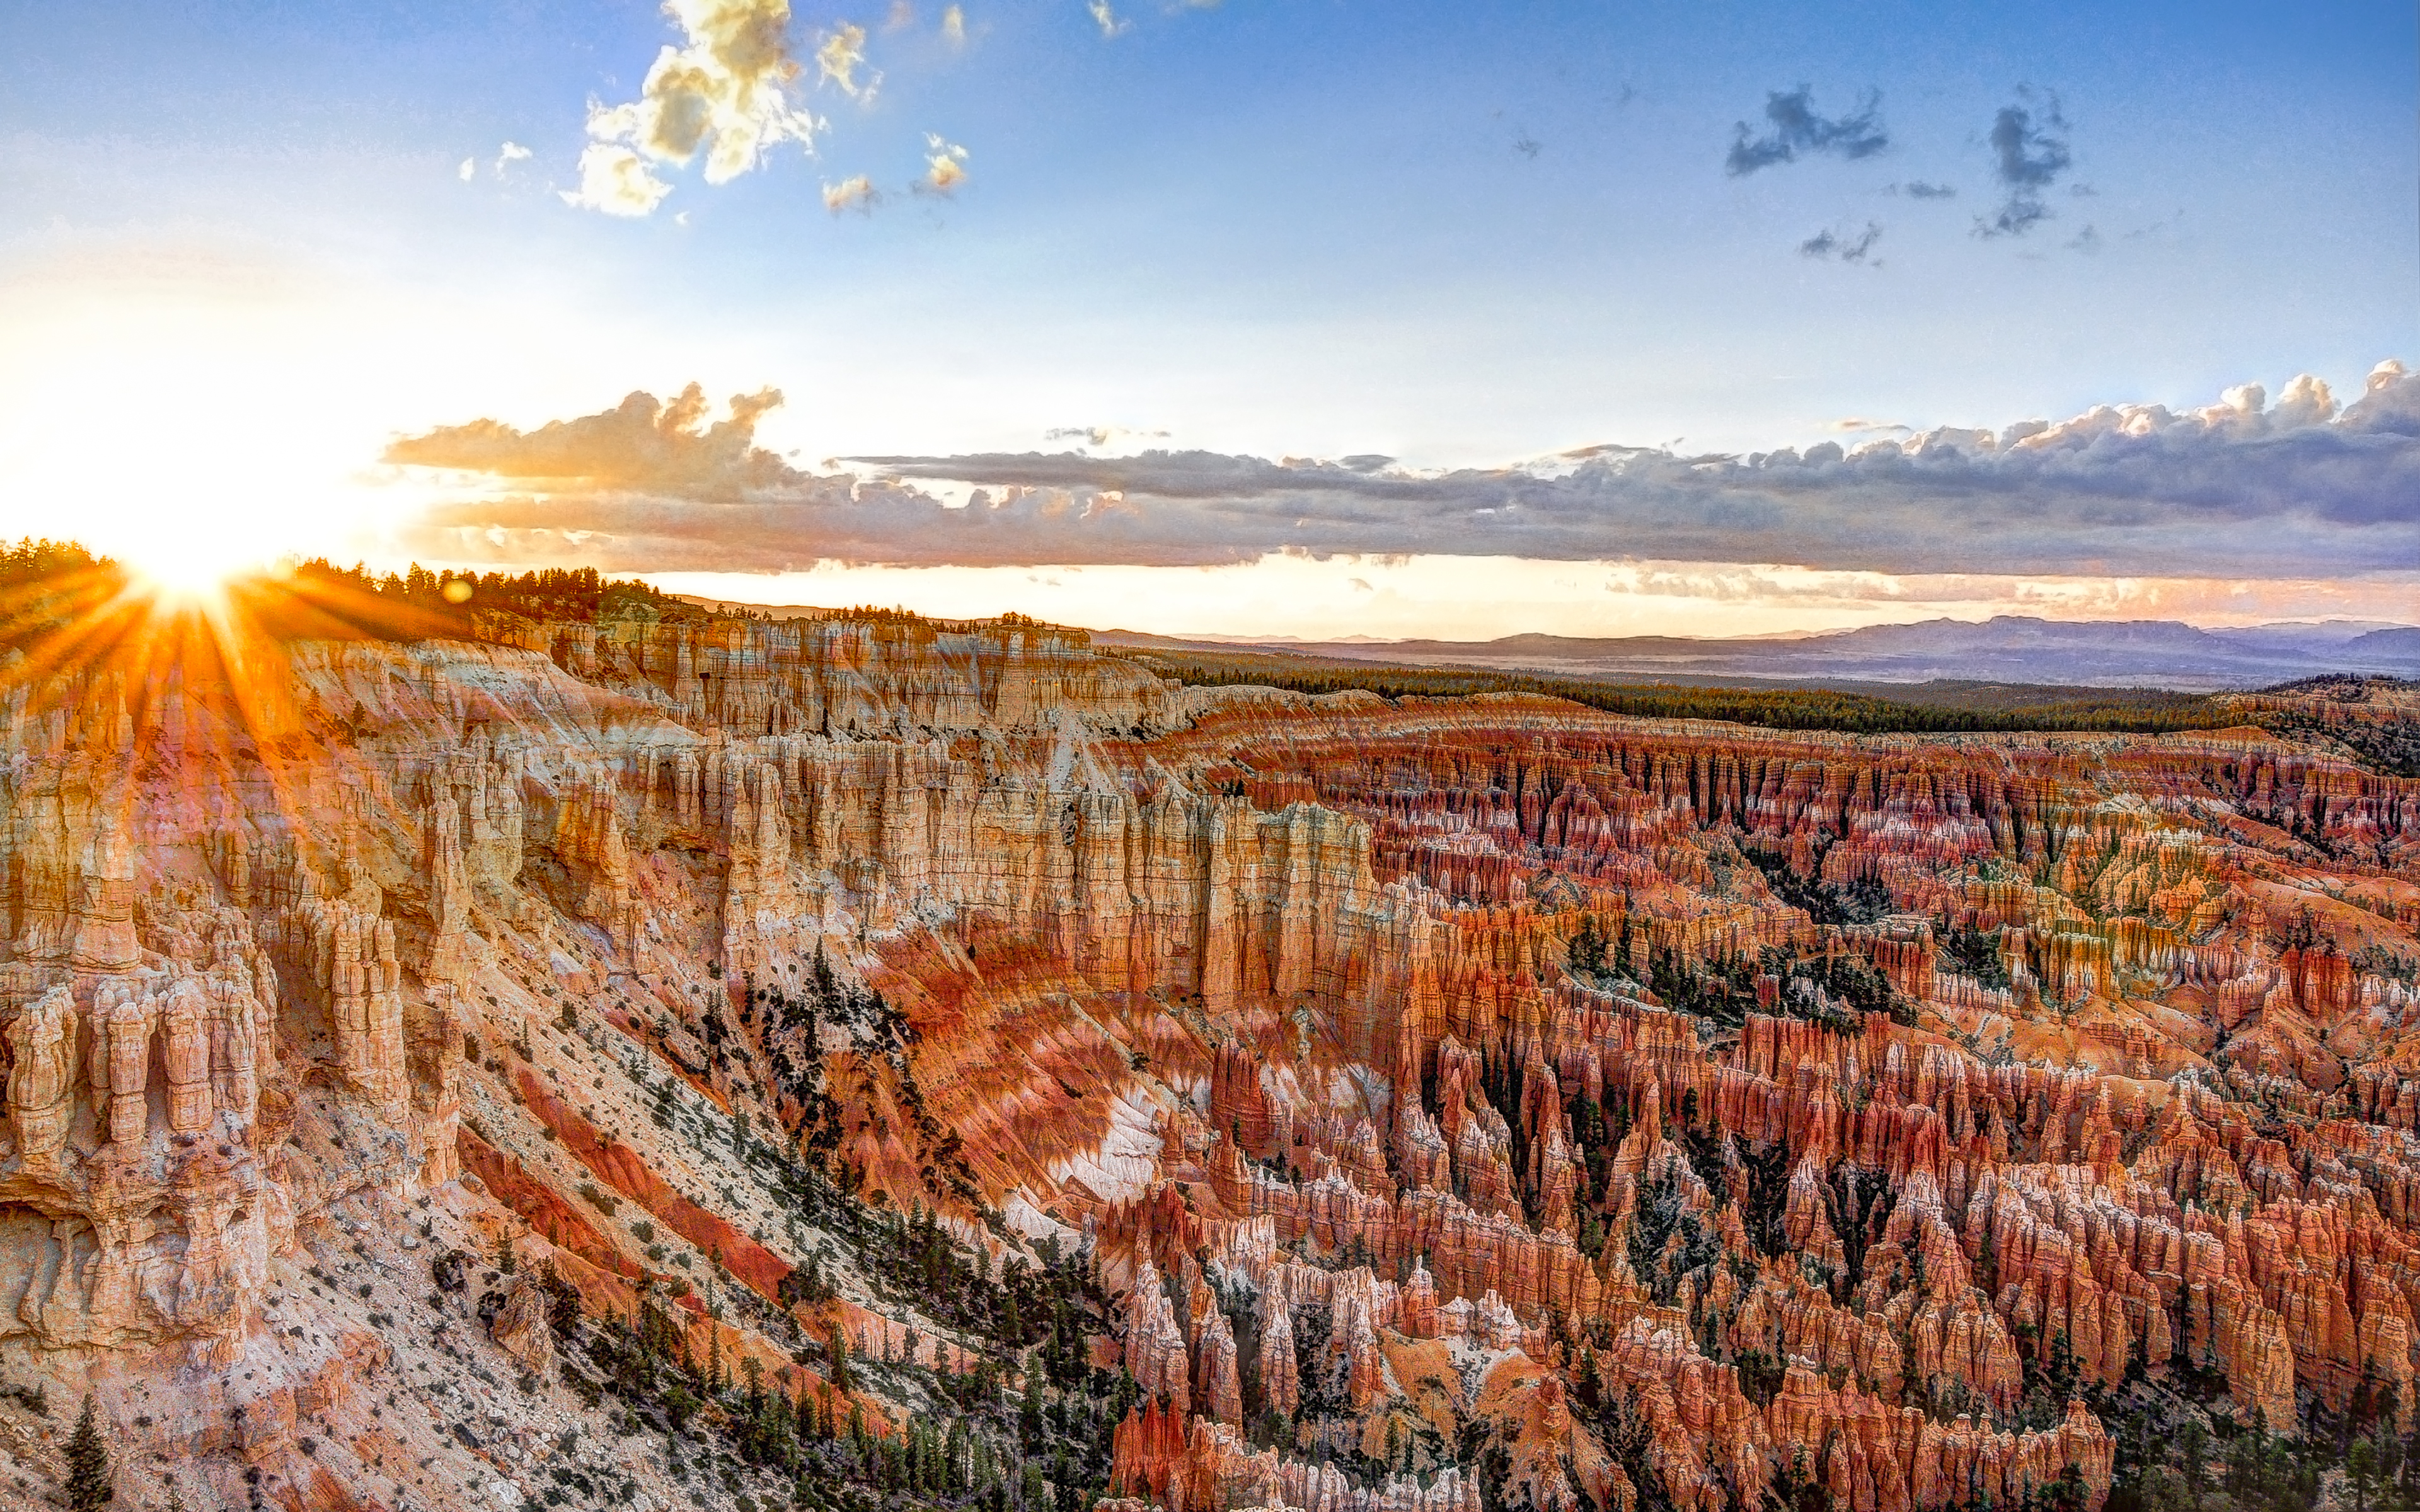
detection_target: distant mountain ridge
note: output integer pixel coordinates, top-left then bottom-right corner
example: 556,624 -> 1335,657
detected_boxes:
1096,615 -> 2420,691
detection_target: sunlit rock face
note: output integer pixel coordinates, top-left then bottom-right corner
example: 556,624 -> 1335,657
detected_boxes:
0,602 -> 2414,1512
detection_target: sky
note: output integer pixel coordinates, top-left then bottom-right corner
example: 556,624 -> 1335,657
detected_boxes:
1,0 -> 2413,639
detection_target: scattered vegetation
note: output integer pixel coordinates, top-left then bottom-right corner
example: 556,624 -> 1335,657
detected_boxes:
1743,844 -> 1895,927
2238,675 -> 2420,778
570,1203 -> 1119,1511
1939,924 -> 2014,990
1626,1166 -> 1720,1307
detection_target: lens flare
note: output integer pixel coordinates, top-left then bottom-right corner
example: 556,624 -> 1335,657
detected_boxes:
113,531 -> 269,607
124,555 -> 236,604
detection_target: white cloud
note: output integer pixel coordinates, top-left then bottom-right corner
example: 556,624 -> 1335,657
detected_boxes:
817,23 -> 878,99
942,4 -> 966,45
822,175 -> 879,212
1088,1 -> 1131,38
458,158 -> 476,182
568,0 -> 821,216
494,141 -> 533,176
560,144 -> 676,217
920,135 -> 969,193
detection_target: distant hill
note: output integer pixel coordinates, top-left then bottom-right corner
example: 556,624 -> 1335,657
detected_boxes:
1093,615 -> 2420,691
2345,626 -> 2420,660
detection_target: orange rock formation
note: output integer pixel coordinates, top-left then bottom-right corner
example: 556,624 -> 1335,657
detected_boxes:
3,602 -> 2414,1512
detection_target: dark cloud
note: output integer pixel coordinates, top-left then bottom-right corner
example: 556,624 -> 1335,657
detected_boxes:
1725,87 -> 1887,176
389,366 -> 2420,580
1801,222 -> 1882,263
1976,92 -> 2071,238
1978,196 -> 2052,238
1892,181 -> 1956,200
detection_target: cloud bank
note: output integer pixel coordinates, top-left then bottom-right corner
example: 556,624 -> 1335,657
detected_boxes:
387,364 -> 2420,579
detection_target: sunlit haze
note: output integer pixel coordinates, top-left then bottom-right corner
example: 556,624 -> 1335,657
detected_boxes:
3,1 -> 2412,639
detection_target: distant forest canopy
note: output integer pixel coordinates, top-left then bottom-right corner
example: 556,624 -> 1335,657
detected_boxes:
0,541 -> 1090,649
0,537 -> 129,651
285,561 -> 706,626
664,602 -> 1086,641
1105,645 -> 2233,734
0,537 -> 115,586
1109,646 -> 2420,766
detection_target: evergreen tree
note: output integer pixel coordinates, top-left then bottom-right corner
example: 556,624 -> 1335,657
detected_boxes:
945,1418 -> 970,1493
1569,915 -> 1607,976
2043,1463 -> 2089,1512
2179,1418 -> 2207,1510
2351,1438 -> 2380,1512
65,1395 -> 111,1511
2046,1329 -> 2078,1402
1020,1354 -> 1046,1448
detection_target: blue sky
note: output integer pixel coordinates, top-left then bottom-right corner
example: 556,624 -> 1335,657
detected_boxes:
1,0 -> 2412,634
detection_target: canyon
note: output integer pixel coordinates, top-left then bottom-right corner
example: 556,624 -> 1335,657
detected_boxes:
0,591 -> 2415,1512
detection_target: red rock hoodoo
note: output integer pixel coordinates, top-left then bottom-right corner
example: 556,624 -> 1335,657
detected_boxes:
0,600 -> 2413,1512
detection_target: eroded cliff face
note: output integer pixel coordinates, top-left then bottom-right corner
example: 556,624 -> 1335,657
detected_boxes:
1,607 -> 2416,1512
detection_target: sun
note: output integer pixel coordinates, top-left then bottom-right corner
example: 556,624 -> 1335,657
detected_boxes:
115,537 -> 259,605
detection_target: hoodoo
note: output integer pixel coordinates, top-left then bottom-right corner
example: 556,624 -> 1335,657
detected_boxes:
0,600 -> 2414,1512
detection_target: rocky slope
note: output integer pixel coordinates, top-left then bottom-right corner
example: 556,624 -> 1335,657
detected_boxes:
1,597 -> 2416,1512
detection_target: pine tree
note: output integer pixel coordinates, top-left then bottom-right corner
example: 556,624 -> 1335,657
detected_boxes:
827,1327 -> 853,1392
2179,1418 -> 2207,1510
1020,1354 -> 1045,1448
2350,1438 -> 2379,1512
945,1418 -> 970,1493
64,1394 -> 111,1511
